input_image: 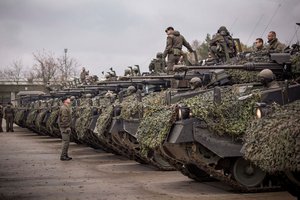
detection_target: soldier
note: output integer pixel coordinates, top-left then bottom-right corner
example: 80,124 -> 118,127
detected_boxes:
4,102 -> 14,132
257,69 -> 279,89
0,104 -> 3,132
58,97 -> 72,161
254,38 -> 265,52
80,67 -> 89,84
163,26 -> 194,73
266,31 -> 285,53
149,52 -> 166,73
209,26 -> 236,62
189,77 -> 202,90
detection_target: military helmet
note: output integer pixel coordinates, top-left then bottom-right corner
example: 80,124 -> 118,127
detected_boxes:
218,26 -> 229,36
156,52 -> 163,58
70,96 -> 76,101
127,86 -> 136,94
258,69 -> 275,80
85,93 -> 92,98
189,77 -> 202,89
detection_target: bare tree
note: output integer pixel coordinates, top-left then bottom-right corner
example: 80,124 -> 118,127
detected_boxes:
32,50 -> 59,84
0,59 -> 24,84
57,55 -> 79,82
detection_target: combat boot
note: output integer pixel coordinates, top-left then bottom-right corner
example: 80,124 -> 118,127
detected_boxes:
60,156 -> 72,161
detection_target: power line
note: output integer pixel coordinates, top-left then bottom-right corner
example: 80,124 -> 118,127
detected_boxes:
260,0 -> 284,37
246,14 -> 264,45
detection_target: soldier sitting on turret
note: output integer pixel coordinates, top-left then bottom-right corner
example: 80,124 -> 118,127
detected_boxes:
189,77 -> 203,90
209,26 -> 237,62
149,52 -> 166,73
258,69 -> 279,89
266,31 -> 285,53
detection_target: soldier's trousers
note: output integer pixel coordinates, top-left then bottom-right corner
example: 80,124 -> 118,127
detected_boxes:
60,128 -> 71,158
167,54 -> 180,73
0,117 -> 3,132
5,116 -> 14,132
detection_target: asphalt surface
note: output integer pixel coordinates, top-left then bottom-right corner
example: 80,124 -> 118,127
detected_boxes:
0,125 -> 296,200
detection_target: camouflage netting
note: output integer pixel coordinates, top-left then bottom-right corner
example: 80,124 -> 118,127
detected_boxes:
244,100 -> 300,173
94,105 -> 113,139
119,92 -> 167,120
226,69 -> 259,84
180,86 -> 261,137
93,97 -> 115,139
131,91 -> 175,155
14,109 -> 25,125
137,104 -> 176,156
35,110 -> 47,133
291,53 -> 300,74
46,109 -> 59,136
74,106 -> 92,140
26,110 -> 38,127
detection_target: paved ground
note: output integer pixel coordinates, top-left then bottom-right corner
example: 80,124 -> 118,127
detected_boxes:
0,125 -> 296,200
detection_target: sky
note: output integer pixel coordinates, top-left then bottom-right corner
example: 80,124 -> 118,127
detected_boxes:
0,0 -> 299,77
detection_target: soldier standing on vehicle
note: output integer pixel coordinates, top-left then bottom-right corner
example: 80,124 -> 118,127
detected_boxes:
266,31 -> 285,53
163,26 -> 194,73
0,104 -> 3,132
258,69 -> 279,89
58,97 -> 72,161
80,67 -> 89,85
4,102 -> 14,132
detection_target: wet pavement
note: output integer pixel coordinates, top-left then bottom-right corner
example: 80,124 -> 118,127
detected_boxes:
0,125 -> 296,200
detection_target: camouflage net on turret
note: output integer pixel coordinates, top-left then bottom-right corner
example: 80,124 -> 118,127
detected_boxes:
244,100 -> 300,173
180,86 -> 261,137
226,69 -> 259,84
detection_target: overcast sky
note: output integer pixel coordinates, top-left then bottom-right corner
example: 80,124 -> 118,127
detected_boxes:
0,0 -> 299,76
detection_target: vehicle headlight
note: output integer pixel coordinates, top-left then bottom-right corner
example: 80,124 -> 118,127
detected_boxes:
254,102 -> 267,119
255,108 -> 262,119
178,105 -> 190,120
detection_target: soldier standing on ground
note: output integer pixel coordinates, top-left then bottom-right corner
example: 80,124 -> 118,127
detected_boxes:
163,26 -> 194,73
266,31 -> 285,53
4,102 -> 14,132
258,69 -> 279,89
58,97 -> 72,161
0,104 -> 3,132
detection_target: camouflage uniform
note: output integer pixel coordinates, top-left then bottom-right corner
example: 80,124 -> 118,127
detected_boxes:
163,31 -> 194,72
258,69 -> 279,89
58,104 -> 72,159
267,38 -> 285,53
209,26 -> 236,61
4,104 -> 14,132
0,105 -> 3,132
80,69 -> 89,84
149,52 -> 166,73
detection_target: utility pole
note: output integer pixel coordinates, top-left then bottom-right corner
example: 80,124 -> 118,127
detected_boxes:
64,48 -> 68,82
